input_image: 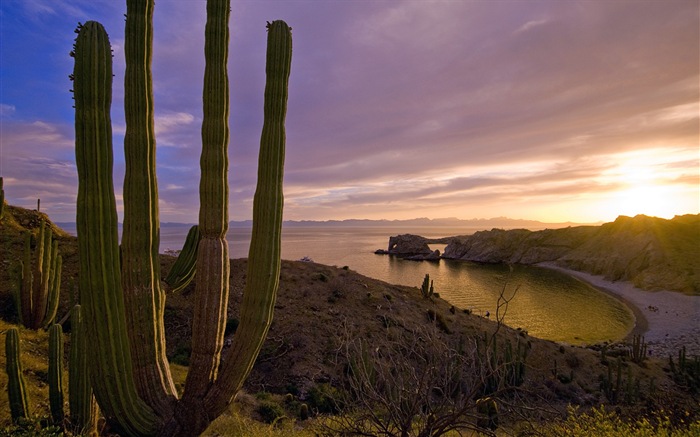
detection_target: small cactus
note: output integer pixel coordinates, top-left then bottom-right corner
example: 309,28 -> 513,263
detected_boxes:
48,324 -> 65,425
420,274 -> 434,299
5,328 -> 30,422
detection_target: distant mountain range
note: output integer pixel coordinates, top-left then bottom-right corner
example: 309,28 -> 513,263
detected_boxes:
228,217 -> 599,229
56,216 -> 598,232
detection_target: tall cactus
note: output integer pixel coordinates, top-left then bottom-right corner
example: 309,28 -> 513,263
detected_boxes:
5,328 -> 30,422
69,305 -> 98,434
73,1 -> 291,435
48,323 -> 65,425
164,225 -> 200,293
14,220 -> 62,330
74,19 -> 157,435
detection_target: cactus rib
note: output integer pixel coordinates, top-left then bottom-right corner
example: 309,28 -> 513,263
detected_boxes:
5,328 -> 30,422
74,19 -> 157,435
48,324 -> 65,425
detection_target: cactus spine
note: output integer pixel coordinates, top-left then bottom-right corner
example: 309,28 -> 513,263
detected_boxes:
74,1 -> 291,434
5,328 -> 30,422
69,305 -> 98,434
15,220 -> 62,329
48,324 -> 65,425
164,225 -> 200,293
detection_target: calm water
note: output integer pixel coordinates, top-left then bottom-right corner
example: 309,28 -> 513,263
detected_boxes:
158,225 -> 634,345
61,223 -> 633,344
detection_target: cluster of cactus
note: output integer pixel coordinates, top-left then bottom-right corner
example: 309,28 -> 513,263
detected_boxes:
630,334 -> 647,364
668,346 -> 699,393
72,0 -> 291,434
476,332 -> 529,395
14,220 -> 62,330
600,358 -> 623,404
420,273 -> 434,299
163,225 -> 200,293
0,176 -> 5,218
4,308 -> 98,432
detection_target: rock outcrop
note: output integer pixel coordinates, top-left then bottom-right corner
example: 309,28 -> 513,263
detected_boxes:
386,215 -> 699,294
376,234 -> 441,261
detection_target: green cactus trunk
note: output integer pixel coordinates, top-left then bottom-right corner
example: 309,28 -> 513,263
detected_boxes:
48,324 -> 65,425
201,18 -> 291,419
15,221 -> 62,330
5,328 -> 30,422
69,305 -> 98,434
180,0 -> 232,408
73,20 -> 157,435
73,2 -> 291,434
121,0 -> 177,417
164,225 -> 200,293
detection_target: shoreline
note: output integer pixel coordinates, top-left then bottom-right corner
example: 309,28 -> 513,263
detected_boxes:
538,262 -> 700,358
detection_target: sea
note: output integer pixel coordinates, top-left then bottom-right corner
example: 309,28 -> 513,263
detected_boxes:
62,223 -> 635,345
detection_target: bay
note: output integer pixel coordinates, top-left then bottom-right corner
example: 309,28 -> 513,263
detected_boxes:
62,223 -> 635,345
161,225 -> 634,345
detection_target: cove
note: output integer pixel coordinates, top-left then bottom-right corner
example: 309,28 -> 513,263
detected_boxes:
164,225 -> 636,345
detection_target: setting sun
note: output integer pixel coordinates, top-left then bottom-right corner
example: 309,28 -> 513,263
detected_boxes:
592,149 -> 699,220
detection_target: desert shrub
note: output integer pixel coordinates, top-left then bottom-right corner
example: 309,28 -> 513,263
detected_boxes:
539,406 -> 700,436
307,383 -> 341,414
1,416 -> 62,437
257,400 -> 286,424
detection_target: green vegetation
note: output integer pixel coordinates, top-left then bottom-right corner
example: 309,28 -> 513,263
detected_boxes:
538,406 -> 700,436
420,273 -> 434,298
163,225 -> 200,293
70,0 -> 292,433
5,328 -> 29,422
14,221 -> 61,330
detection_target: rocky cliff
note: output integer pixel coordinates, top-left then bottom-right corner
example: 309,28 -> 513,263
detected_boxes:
439,214 -> 699,294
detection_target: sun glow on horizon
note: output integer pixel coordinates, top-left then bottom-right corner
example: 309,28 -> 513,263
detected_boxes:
591,148 -> 699,221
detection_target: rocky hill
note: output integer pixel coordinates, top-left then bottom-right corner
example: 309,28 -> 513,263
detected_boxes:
440,215 -> 700,295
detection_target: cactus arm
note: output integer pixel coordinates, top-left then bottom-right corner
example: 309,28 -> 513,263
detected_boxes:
69,305 -> 98,434
164,225 -> 200,293
181,0 -> 232,407
48,324 -> 65,425
41,253 -> 62,329
204,19 -> 291,419
74,20 -> 157,435
5,328 -> 30,422
32,222 -> 52,328
121,0 -> 177,416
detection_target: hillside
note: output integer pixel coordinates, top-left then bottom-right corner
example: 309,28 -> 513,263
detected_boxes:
440,214 -> 700,295
1,205 -> 698,433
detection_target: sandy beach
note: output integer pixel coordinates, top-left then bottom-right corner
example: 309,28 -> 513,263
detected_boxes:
539,262 -> 700,358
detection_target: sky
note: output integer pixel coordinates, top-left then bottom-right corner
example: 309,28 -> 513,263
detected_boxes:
1,0 -> 698,224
